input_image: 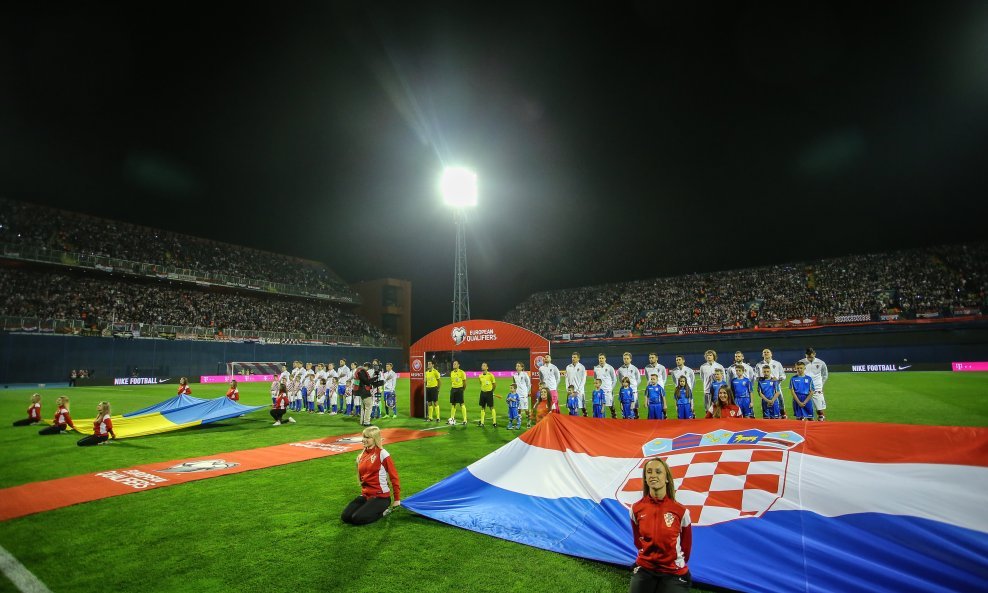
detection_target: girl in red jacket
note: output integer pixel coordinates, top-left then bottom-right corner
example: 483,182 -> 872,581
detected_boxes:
629,457 -> 692,592
705,386 -> 742,419
341,425 -> 400,525
78,401 -> 116,446
39,396 -> 75,435
13,393 -> 42,426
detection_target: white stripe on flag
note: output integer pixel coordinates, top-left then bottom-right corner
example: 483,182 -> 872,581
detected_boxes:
469,440 -> 988,534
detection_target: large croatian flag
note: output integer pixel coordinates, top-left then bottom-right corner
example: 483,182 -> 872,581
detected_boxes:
404,415 -> 988,592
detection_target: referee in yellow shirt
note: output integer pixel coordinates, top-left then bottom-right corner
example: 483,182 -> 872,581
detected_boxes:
448,360 -> 468,425
425,360 -> 441,422
477,362 -> 497,427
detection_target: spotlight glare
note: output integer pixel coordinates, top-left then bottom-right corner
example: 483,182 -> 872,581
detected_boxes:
440,167 -> 478,208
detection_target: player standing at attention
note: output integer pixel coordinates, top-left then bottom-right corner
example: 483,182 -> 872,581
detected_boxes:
754,348 -> 787,419
381,362 -> 398,418
566,352 -> 588,416
799,347 -> 829,421
725,351 -> 756,383
349,362 -> 361,417
591,379 -> 606,419
336,359 -> 351,415
619,377 -> 635,420
674,376 -> 695,420
670,356 -> 696,405
448,360 -> 468,425
326,362 -> 339,414
645,374 -> 666,420
424,360 -> 441,422
270,376 -> 280,405
303,373 -> 315,412
698,350 -> 726,414
477,362 -> 497,427
618,352 -> 641,419
278,364 -> 291,385
512,362 -> 531,420
506,384 -> 521,430
538,355 -> 561,412
757,366 -> 783,419
789,361 -> 815,420
13,393 -> 42,426
595,353 -> 618,419
729,364 -> 754,418
644,353 -> 668,392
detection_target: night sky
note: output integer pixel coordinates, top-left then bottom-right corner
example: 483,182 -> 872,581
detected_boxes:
3,2 -> 987,339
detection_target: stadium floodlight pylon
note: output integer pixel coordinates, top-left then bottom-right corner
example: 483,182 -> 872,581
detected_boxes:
440,166 -> 477,324
226,361 -> 286,376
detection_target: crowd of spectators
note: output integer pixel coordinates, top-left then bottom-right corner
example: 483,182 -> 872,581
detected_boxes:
504,243 -> 988,337
0,198 -> 352,297
0,268 -> 390,341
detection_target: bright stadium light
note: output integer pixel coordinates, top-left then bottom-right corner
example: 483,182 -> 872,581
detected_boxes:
439,166 -> 477,323
440,166 -> 478,208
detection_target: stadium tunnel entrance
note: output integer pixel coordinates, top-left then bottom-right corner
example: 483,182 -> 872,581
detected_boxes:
409,320 -> 549,418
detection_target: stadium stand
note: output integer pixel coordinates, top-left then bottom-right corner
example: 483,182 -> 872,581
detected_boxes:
0,267 -> 394,345
0,198 -> 356,302
504,243 -> 987,338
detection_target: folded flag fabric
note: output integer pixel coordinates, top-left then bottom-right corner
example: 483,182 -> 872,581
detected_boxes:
404,415 -> 988,593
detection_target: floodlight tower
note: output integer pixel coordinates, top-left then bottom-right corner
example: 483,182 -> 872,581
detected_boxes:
440,166 -> 477,324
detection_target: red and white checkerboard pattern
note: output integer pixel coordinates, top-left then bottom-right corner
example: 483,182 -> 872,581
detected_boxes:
616,448 -> 788,526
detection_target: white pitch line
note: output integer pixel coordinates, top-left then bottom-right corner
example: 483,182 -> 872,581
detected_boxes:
0,545 -> 52,593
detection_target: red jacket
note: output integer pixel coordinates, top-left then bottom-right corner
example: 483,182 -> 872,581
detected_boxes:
93,415 -> 114,437
226,388 -> 239,401
177,385 -> 192,396
27,402 -> 41,422
631,494 -> 692,575
53,405 -> 75,429
357,446 -> 400,501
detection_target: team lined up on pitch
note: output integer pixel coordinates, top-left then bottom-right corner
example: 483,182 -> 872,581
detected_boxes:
423,347 -> 830,426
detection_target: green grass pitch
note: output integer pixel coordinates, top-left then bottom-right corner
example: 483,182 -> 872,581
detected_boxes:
0,372 -> 986,593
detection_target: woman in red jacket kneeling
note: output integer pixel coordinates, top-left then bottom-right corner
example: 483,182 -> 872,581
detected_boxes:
341,425 -> 400,525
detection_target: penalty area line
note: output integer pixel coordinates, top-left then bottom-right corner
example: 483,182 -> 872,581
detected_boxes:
0,545 -> 52,593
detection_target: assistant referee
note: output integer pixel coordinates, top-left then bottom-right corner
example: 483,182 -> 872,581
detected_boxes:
448,360 -> 467,425
425,360 -> 441,422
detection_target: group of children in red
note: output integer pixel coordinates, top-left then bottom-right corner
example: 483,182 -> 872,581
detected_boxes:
12,393 -> 116,446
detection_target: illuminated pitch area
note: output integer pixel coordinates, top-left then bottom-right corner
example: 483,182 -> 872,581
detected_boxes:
0,372 -> 985,593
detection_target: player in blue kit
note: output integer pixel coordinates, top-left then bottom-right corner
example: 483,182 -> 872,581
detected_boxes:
789,361 -> 815,420
566,385 -> 579,416
757,365 -> 783,419
730,364 -> 755,418
591,379 -> 605,419
619,377 -> 635,419
674,375 -> 695,419
645,373 -> 666,419
506,383 -> 521,430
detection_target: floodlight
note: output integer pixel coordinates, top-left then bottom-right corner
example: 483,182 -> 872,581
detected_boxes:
440,166 -> 478,208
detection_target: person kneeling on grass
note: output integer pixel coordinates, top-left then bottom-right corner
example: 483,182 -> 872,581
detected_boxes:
271,383 -> 297,426
13,393 -> 42,426
78,401 -> 116,446
341,426 -> 401,526
39,396 -> 75,435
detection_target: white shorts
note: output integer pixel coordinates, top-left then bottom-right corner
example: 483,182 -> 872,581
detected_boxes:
812,391 -> 827,411
517,393 -> 530,410
604,391 -> 614,406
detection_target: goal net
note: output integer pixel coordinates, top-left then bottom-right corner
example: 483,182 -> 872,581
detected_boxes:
226,361 -> 286,376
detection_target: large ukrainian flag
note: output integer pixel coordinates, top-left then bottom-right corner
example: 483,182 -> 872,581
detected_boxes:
70,394 -> 265,438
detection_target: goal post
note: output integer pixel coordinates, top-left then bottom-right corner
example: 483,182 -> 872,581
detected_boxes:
226,361 -> 286,376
